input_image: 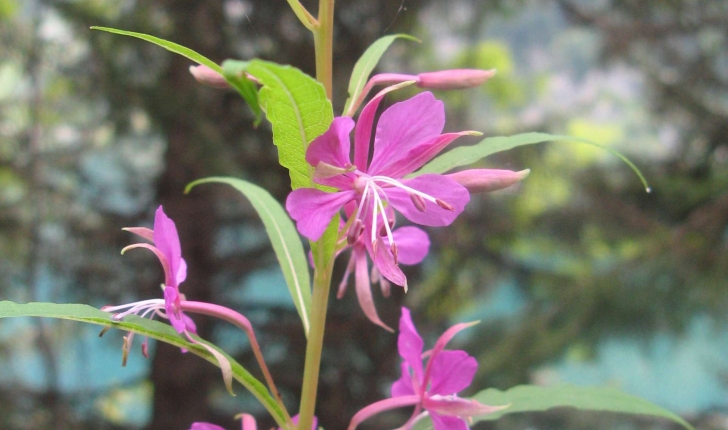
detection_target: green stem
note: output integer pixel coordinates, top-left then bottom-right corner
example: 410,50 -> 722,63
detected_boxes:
286,0 -> 317,30
297,2 -> 335,429
313,0 -> 335,99
297,250 -> 334,430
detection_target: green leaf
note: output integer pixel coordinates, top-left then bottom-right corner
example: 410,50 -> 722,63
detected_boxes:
89,27 -> 261,125
412,384 -> 693,430
414,132 -> 650,191
343,34 -> 419,115
186,177 -> 312,337
222,60 -> 262,127
245,60 -> 333,189
0,301 -> 288,427
90,26 -> 222,73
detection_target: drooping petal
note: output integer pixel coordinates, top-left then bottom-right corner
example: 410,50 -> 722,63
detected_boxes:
355,246 -> 393,331
368,236 -> 408,287
398,307 -> 425,383
378,131 -> 476,179
429,412 -> 468,430
386,175 -> 470,226
306,116 -> 354,168
347,395 -> 421,430
386,227 -> 430,265
391,361 -> 416,397
153,206 -> 183,288
428,350 -> 477,395
286,188 -> 356,241
368,92 -> 445,176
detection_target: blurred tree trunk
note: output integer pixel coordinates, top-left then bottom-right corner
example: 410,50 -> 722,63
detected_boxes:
146,2 -> 226,428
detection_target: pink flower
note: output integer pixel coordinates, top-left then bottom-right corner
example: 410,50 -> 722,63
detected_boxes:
348,308 -> 504,430
103,206 -> 197,360
286,91 -> 472,286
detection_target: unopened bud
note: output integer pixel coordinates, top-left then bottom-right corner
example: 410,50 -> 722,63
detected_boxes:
416,69 -> 496,90
189,65 -> 231,89
447,168 -> 530,194
410,193 -> 427,212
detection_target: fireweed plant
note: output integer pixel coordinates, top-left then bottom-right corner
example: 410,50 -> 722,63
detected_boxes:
0,2 -> 692,430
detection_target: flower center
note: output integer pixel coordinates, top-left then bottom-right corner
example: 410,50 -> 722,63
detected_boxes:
348,171 -> 454,265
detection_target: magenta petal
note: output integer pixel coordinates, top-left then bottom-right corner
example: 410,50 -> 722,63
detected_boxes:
286,189 -> 356,241
429,412 -> 468,430
353,88 -> 390,171
368,236 -> 407,287
190,423 -> 226,430
368,92 -> 445,176
378,132 -> 472,179
428,350 -> 477,395
305,116 -> 354,169
387,227 -> 430,265
177,258 -> 188,286
164,286 -> 186,334
153,206 -> 183,288
355,247 -> 393,331
386,175 -> 470,226
391,361 -> 416,397
398,307 -> 425,382
181,311 -> 197,334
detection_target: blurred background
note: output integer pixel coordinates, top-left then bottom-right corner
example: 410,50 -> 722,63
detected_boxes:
1,0 -> 727,429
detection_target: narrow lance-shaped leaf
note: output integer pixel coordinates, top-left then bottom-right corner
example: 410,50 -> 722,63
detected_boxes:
413,132 -> 650,191
0,301 -> 288,427
411,384 -> 693,430
186,177 -> 312,337
243,60 -> 334,190
89,27 -> 262,125
342,34 -> 419,115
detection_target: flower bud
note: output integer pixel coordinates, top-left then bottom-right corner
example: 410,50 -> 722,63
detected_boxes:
416,69 -> 496,90
447,168 -> 530,194
189,65 -> 230,89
